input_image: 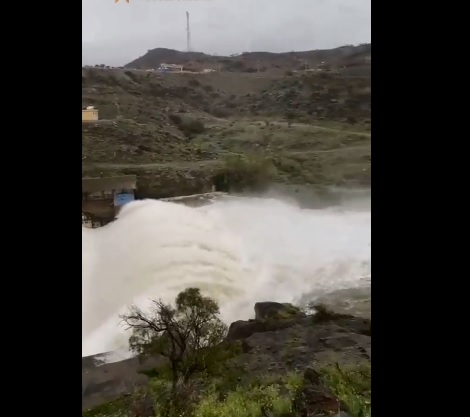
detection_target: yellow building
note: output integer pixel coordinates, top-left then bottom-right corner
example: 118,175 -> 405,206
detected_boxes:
82,106 -> 99,121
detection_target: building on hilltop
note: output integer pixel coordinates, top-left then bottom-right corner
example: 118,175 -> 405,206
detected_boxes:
82,175 -> 137,228
157,63 -> 184,73
82,106 -> 99,121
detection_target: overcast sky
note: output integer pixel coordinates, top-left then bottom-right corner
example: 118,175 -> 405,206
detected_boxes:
82,0 -> 371,66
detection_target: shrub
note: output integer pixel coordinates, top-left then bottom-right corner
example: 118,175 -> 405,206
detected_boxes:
210,107 -> 230,118
188,78 -> 200,87
168,113 -> 182,125
212,156 -> 274,193
179,119 -> 206,137
309,303 -> 353,323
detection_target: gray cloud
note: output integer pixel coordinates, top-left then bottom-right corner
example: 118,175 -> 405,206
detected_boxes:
82,0 -> 371,66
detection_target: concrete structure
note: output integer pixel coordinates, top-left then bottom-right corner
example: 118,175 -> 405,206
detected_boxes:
82,106 -> 99,121
159,191 -> 227,207
82,175 -> 137,228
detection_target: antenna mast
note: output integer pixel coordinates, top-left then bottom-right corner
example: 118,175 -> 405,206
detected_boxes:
186,11 -> 191,52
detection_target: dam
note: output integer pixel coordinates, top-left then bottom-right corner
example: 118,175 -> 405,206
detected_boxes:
82,175 -> 227,228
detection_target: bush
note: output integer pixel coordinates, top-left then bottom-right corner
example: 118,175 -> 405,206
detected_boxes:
285,110 -> 297,127
168,113 -> 182,125
210,107 -> 230,118
188,78 -> 200,87
212,156 -> 274,193
273,157 -> 302,175
124,70 -> 140,83
179,119 -> 206,137
309,303 -> 354,323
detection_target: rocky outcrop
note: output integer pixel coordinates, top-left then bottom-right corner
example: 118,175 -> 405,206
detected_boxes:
224,305 -> 371,416
254,301 -> 307,321
227,313 -> 370,376
227,302 -> 306,341
82,302 -> 371,413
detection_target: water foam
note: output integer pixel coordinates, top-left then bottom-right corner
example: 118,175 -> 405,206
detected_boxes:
82,196 -> 371,358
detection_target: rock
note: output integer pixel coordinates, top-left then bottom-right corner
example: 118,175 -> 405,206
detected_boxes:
226,302 -> 307,341
226,318 -> 299,341
304,367 -> 321,385
254,302 -> 306,321
294,385 -> 340,416
332,412 -> 353,417
241,339 -> 252,353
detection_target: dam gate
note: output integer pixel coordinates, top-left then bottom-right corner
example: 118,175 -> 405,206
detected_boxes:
82,175 -> 137,228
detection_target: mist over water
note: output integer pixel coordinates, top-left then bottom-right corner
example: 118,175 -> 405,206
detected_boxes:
82,195 -> 371,358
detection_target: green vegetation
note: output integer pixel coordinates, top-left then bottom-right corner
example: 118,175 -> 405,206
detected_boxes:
212,155 -> 274,192
167,114 -> 206,138
83,363 -> 371,417
320,363 -> 371,417
179,119 -> 206,137
310,303 -> 354,323
195,372 -> 302,417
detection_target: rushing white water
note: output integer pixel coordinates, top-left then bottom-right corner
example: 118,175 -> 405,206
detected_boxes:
82,196 -> 371,359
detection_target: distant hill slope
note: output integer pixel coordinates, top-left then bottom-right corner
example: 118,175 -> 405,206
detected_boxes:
82,67 -> 370,124
125,44 -> 371,73
82,57 -> 370,196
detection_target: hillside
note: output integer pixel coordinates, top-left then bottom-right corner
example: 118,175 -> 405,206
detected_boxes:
82,45 -> 371,198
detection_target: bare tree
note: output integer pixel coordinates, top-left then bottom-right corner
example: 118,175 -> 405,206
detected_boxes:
120,288 -> 227,393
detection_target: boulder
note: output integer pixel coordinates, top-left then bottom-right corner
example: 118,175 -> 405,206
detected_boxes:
304,367 -> 322,385
226,302 -> 307,341
254,302 -> 306,321
226,318 -> 299,341
293,385 -> 341,417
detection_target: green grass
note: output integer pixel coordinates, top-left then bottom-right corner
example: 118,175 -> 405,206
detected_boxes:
82,365 -> 372,417
320,363 -> 371,417
83,372 -> 304,417
194,372 -> 303,417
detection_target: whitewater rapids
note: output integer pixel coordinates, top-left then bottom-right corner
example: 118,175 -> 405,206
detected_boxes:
82,196 -> 371,358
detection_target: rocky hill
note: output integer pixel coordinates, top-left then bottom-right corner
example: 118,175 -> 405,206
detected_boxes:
125,44 -> 371,74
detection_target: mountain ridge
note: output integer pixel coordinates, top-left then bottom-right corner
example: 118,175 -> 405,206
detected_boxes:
125,43 -> 371,73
